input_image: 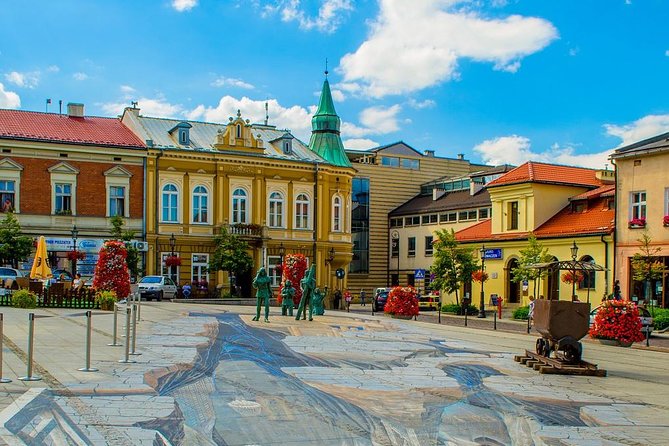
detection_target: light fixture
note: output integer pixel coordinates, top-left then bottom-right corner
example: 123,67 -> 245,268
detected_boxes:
170,233 -> 176,256
326,247 -> 336,265
570,241 -> 578,261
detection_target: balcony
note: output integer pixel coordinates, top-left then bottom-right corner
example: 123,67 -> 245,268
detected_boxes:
220,223 -> 268,239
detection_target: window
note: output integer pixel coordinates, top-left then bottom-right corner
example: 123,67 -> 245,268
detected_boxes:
401,158 -> 420,169
191,254 -> 209,285
390,218 -> 403,228
332,195 -> 342,232
351,178 -> 370,273
55,183 -> 72,214
459,210 -> 478,221
425,236 -> 433,256
0,180 -> 15,212
179,129 -> 189,145
508,201 -> 519,230
404,216 -> 420,226
192,185 -> 209,223
408,237 -> 416,257
422,214 -> 438,225
232,188 -> 248,224
440,212 -> 457,223
161,253 -> 179,284
295,193 -> 310,229
236,124 -> 242,138
579,255 -> 596,289
109,186 -> 125,217
381,156 -> 399,167
268,192 -> 284,228
162,184 -> 178,222
478,208 -> 489,219
630,191 -> 646,220
267,255 -> 282,287
391,237 -> 399,258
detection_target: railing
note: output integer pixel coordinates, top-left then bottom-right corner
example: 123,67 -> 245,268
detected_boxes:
0,288 -> 99,309
221,223 -> 267,238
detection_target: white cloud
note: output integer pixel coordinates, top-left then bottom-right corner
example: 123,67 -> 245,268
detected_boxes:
172,0 -> 197,12
604,114 -> 669,147
568,47 -> 580,56
46,65 -> 60,73
120,85 -> 136,94
473,135 -> 611,169
341,104 -> 402,138
407,98 -> 436,109
261,0 -> 353,33
211,76 -> 254,89
339,0 -> 558,97
100,96 -> 183,118
343,138 -> 379,150
0,82 -> 20,108
4,71 -> 40,89
73,72 -> 88,81
665,49 -> 669,57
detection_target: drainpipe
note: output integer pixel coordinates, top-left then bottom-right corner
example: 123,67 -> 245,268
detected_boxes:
154,149 -> 164,272
611,158 -> 618,295
313,163 -> 319,264
601,234 -> 609,299
142,156 -> 147,276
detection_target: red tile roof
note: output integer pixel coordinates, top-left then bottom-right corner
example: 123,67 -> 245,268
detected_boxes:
487,161 -> 603,188
570,184 -> 615,201
0,109 -> 145,148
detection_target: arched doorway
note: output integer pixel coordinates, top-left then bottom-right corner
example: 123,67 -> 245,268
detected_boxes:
506,258 -> 521,303
544,256 -> 559,300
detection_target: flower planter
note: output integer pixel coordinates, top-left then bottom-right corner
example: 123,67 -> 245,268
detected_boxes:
596,338 -> 620,346
390,314 -> 413,320
628,224 -> 645,229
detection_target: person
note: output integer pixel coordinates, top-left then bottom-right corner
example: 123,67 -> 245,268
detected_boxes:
296,265 -> 316,321
333,289 -> 342,310
58,273 -> 66,282
73,273 -> 82,288
182,282 -> 192,299
252,267 -> 272,322
281,280 -> 295,316
571,294 -> 581,302
613,280 -> 622,300
528,295 -> 535,326
344,289 -> 352,312
359,288 -> 366,306
2,199 -> 12,213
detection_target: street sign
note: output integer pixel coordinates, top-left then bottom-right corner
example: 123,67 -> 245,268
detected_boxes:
482,248 -> 503,259
335,268 -> 345,279
414,269 -> 426,279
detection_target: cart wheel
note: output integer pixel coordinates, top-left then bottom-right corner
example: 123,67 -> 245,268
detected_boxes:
544,341 -> 554,358
562,343 -> 581,364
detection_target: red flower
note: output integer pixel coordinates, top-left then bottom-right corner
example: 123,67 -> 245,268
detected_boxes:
66,250 -> 87,261
471,270 -> 489,283
589,300 -> 645,344
561,271 -> 584,284
92,240 -> 131,299
277,254 -> 307,306
164,255 -> 182,267
384,286 -> 420,317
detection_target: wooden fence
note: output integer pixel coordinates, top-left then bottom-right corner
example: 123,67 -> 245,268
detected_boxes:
0,287 -> 99,309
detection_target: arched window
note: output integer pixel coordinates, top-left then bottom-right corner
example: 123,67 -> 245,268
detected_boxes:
162,184 -> 178,222
268,192 -> 284,228
192,185 -> 208,223
295,193 -> 310,229
232,188 -> 247,224
579,255 -> 596,289
332,195 -> 342,232
236,124 -> 242,139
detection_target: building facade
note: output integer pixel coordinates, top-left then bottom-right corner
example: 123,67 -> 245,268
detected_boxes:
0,105 -> 146,277
611,133 -> 669,308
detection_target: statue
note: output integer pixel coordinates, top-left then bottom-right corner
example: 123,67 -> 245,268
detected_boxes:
312,287 -> 325,316
296,265 -> 316,321
281,280 -> 296,316
252,267 -> 272,323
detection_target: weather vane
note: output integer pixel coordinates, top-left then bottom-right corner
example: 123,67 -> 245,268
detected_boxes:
325,58 -> 328,77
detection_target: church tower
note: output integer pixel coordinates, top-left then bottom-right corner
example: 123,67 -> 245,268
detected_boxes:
309,74 -> 351,167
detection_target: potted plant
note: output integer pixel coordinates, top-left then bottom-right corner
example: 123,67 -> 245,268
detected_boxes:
384,286 -> 419,319
589,300 -> 645,346
164,255 -> 182,267
628,217 -> 646,229
95,290 -> 117,311
66,250 -> 87,261
561,270 -> 584,284
471,270 -> 489,283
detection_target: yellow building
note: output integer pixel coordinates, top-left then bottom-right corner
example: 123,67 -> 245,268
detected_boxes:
121,78 -> 355,298
611,133 -> 669,308
454,162 -> 615,310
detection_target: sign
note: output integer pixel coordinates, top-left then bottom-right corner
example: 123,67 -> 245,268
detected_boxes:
482,248 -> 503,259
45,237 -> 105,253
335,268 -> 345,279
414,269 -> 426,279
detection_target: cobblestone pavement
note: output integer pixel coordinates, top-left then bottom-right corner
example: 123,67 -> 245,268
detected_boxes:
0,302 -> 667,445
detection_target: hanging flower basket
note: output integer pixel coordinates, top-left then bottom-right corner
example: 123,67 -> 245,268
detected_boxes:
663,215 -> 669,227
589,300 -> 645,345
471,270 -> 489,283
165,255 -> 182,267
628,218 -> 646,229
66,250 -> 86,261
561,270 -> 584,284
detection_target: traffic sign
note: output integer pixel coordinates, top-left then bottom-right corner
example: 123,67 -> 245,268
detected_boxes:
414,269 -> 426,279
335,268 -> 345,279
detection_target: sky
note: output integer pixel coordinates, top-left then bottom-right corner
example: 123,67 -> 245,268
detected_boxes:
1,0 -> 669,168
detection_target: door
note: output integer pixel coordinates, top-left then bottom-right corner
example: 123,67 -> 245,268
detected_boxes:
163,277 -> 178,298
506,258 -> 521,303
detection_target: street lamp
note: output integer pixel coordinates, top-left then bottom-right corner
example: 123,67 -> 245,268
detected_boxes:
570,240 -> 578,300
478,245 -> 486,318
325,247 -> 335,265
169,233 -> 176,256
71,225 -> 79,276
278,243 -> 285,264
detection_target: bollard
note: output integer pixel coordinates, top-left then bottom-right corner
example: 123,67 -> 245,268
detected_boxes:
526,314 -> 530,334
646,326 -> 650,347
78,311 -> 98,372
0,314 -> 11,383
464,308 -> 468,327
118,307 -> 136,364
18,313 -> 41,381
493,308 -> 497,330
136,293 -> 141,323
108,303 -> 122,346
130,304 -> 141,356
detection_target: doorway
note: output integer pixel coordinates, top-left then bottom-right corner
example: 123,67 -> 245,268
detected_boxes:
506,258 -> 520,303
544,256 -> 559,300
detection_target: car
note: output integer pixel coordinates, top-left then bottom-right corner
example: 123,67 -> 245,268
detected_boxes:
52,269 -> 74,281
373,289 -> 390,312
137,275 -> 178,301
419,293 -> 440,311
589,304 -> 654,336
0,267 -> 23,283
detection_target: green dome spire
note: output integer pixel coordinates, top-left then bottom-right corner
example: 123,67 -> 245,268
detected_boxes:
309,77 -> 351,167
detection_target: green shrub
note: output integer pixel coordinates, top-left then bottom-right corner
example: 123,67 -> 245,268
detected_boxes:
441,303 -> 478,315
512,306 -> 530,320
95,290 -> 117,311
11,289 -> 37,309
650,308 -> 669,331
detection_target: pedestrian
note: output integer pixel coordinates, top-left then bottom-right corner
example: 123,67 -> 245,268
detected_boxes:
333,289 -> 342,310
344,289 -> 352,312
528,295 -> 535,326
360,288 -> 366,306
613,280 -> 622,300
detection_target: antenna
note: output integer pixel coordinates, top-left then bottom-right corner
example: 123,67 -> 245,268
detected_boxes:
325,58 -> 329,77
131,100 -> 138,109
45,98 -> 51,113
264,100 -> 269,126
58,100 -> 63,116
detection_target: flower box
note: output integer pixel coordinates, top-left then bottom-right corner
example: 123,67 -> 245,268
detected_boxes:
628,218 -> 646,229
663,216 -> 669,227
589,300 -> 645,345
164,255 -> 182,267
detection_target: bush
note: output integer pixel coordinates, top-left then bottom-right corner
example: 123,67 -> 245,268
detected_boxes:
512,306 -> 530,320
384,286 -> 419,317
95,290 -> 117,311
11,289 -> 37,309
441,303 -> 478,315
650,308 -> 669,331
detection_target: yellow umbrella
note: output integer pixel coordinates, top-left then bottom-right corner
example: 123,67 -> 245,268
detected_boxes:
30,236 -> 53,280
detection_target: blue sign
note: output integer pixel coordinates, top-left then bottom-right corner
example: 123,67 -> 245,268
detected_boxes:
414,269 -> 426,279
483,248 -> 503,259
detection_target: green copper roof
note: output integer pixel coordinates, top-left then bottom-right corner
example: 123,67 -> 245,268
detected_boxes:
309,78 -> 351,168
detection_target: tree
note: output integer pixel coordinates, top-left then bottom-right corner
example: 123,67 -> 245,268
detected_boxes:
511,233 -> 552,298
430,229 -> 479,308
109,216 -> 140,279
631,229 -> 663,304
0,212 -> 33,268
209,228 -> 253,295
93,240 -> 131,298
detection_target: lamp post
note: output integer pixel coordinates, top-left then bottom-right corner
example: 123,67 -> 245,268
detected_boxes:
278,243 -> 285,264
478,245 -> 486,318
570,241 -> 579,300
325,247 -> 335,265
71,225 -> 79,276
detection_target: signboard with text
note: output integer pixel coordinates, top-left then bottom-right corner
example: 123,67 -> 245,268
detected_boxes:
482,248 -> 503,259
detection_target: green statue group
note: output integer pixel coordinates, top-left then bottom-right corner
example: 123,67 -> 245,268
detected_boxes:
251,264 -> 326,323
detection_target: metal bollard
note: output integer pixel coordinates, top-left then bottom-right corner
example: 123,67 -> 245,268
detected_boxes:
118,307 -> 136,364
526,314 -> 530,334
78,311 -> 98,372
494,308 -> 497,330
464,308 -> 468,327
646,326 -> 650,347
108,303 -> 122,346
0,314 -> 12,383
136,293 -> 141,323
18,313 -> 41,381
130,304 -> 141,356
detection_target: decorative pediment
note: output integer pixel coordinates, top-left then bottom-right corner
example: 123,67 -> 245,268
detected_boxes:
47,162 -> 79,174
213,110 -> 264,155
197,169 -> 207,174
0,157 -> 23,171
166,166 -> 177,171
104,165 -> 133,178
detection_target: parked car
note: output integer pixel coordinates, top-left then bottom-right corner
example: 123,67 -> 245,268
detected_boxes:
137,275 -> 178,301
589,304 -> 654,336
373,289 -> 390,312
0,267 -> 23,287
52,269 -> 73,281
419,293 -> 440,311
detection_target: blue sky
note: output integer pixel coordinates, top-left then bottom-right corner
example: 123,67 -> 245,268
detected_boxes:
1,0 -> 668,168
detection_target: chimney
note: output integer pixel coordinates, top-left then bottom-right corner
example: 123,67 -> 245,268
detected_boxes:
424,149 -> 435,157
432,188 -> 445,201
67,103 -> 84,118
457,153 -> 465,160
